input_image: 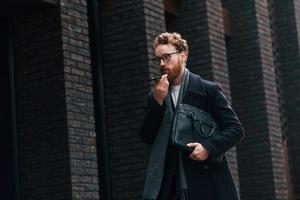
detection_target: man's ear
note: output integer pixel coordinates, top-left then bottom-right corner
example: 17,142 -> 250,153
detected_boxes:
180,51 -> 188,63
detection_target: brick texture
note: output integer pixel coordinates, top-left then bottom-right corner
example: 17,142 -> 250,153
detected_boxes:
14,6 -> 72,200
223,0 -> 288,199
273,0 -> 300,198
59,0 -> 100,199
14,1 -> 100,199
11,0 -> 300,200
101,0 -> 165,199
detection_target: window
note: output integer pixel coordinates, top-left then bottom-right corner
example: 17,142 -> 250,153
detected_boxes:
164,0 -> 180,31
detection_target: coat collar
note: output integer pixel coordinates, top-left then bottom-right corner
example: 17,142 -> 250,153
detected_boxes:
186,72 -> 206,96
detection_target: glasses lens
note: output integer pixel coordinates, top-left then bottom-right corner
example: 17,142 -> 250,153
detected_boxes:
153,52 -> 178,65
162,54 -> 171,62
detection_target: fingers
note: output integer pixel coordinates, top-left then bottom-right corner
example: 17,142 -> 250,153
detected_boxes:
189,154 -> 205,161
161,75 -> 169,88
155,74 -> 168,87
189,153 -> 202,161
161,74 -> 168,81
153,74 -> 169,105
186,142 -> 199,147
188,143 -> 201,160
188,143 -> 209,161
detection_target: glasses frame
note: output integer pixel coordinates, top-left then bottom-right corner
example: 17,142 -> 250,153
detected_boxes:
153,51 -> 181,65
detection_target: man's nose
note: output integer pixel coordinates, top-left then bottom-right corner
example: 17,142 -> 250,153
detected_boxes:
159,59 -> 166,66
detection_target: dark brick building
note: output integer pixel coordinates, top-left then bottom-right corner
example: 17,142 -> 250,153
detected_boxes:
0,0 -> 299,199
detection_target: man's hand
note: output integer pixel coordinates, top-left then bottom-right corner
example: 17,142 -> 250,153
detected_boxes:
153,74 -> 169,105
187,142 -> 209,161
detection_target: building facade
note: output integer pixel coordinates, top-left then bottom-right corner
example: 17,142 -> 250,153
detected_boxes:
1,0 -> 300,199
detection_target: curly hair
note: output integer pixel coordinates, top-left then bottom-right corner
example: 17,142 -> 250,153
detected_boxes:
153,32 -> 189,55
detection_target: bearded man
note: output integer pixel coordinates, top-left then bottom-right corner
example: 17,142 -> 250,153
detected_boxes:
140,32 -> 244,200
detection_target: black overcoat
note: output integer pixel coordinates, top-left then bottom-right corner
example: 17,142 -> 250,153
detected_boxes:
140,72 -> 245,200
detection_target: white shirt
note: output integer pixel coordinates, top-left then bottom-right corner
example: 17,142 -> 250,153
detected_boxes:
171,84 -> 181,106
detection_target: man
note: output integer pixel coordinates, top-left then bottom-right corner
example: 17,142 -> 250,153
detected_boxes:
140,32 -> 244,200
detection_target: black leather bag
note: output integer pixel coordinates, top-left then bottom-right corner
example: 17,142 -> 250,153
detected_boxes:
171,103 -> 223,163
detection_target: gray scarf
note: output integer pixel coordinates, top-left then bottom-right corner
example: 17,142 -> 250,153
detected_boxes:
143,68 -> 190,200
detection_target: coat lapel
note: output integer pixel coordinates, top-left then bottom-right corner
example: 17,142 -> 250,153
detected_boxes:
186,72 -> 206,96
183,72 -> 207,110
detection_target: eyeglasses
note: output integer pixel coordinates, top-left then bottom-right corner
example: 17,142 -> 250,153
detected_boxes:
153,51 -> 180,65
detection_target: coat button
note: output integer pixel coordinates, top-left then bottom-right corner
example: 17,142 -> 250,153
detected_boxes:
204,164 -> 209,170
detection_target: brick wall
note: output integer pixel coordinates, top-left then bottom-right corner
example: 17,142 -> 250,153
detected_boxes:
101,0 -> 165,199
274,0 -> 300,198
14,1 -> 100,199
11,0 -> 300,200
223,0 -> 288,199
59,0 -> 100,199
14,6 -> 72,200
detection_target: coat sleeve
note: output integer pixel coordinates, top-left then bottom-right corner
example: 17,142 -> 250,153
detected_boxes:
201,84 -> 244,158
140,93 -> 166,144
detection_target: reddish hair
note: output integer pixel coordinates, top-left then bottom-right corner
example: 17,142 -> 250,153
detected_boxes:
154,32 -> 189,55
